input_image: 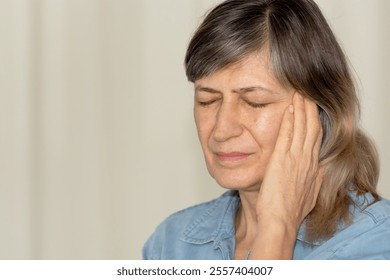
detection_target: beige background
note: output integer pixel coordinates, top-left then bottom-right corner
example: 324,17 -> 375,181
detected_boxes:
1,0 -> 389,259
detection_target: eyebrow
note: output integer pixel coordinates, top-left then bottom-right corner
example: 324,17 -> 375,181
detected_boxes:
195,85 -> 278,95
233,86 -> 277,95
195,86 -> 222,94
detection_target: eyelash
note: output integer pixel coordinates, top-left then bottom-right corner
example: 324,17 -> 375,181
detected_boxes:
197,99 -> 268,108
197,99 -> 219,107
245,101 -> 268,108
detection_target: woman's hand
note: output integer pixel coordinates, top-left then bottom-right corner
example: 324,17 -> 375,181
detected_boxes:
250,93 -> 323,259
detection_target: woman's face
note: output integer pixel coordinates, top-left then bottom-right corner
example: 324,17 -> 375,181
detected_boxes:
194,52 -> 294,191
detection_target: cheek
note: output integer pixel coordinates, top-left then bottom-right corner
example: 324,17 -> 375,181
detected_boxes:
194,109 -> 213,148
252,108 -> 285,148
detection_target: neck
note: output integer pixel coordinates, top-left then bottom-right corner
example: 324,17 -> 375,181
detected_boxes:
237,189 -> 258,224
234,189 -> 259,258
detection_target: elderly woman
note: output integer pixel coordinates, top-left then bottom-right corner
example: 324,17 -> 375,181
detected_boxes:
143,0 -> 390,259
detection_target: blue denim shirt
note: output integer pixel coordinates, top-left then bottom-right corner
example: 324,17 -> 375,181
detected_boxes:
143,190 -> 390,259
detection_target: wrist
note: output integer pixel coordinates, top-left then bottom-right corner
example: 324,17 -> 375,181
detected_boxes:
257,212 -> 300,235
249,220 -> 298,260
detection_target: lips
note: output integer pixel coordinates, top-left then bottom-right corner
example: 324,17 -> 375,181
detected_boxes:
216,152 -> 251,162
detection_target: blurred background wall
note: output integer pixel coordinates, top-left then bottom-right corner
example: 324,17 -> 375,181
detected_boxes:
0,0 -> 389,259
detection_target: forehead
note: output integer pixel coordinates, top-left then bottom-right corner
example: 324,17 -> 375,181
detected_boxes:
194,51 -> 286,93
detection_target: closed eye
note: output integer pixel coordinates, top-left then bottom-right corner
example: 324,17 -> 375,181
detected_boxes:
245,100 -> 268,108
197,99 -> 220,107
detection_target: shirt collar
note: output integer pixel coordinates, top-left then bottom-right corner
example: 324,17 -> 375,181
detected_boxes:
180,190 -> 240,247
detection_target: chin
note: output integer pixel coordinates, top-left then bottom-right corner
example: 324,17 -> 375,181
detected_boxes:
206,163 -> 265,191
213,173 -> 262,191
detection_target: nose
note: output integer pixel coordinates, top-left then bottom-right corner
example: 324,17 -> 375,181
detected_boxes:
213,101 -> 243,142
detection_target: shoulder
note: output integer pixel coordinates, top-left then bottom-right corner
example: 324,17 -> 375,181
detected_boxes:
306,195 -> 390,259
335,196 -> 390,259
142,191 -> 237,260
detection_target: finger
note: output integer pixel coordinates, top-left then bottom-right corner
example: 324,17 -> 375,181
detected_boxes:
290,93 -> 306,152
303,99 -> 322,155
312,118 -> 323,160
273,102 -> 294,155
313,166 -> 324,202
